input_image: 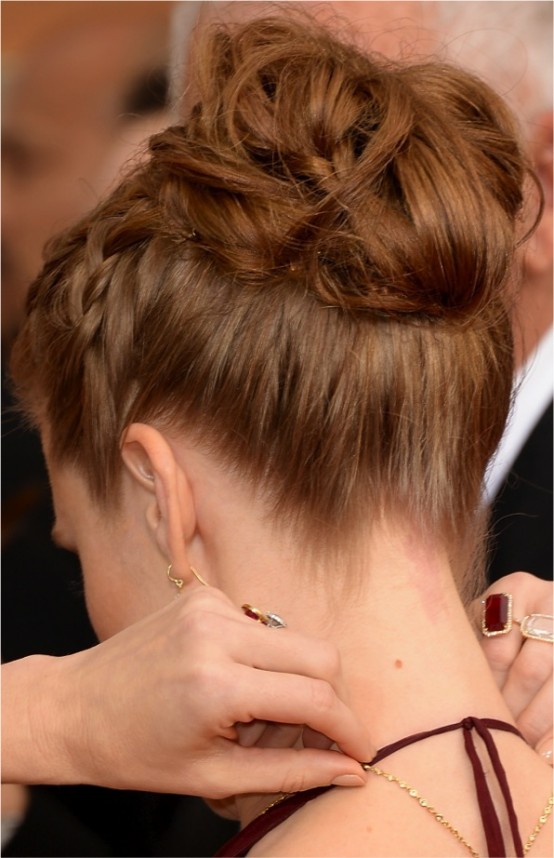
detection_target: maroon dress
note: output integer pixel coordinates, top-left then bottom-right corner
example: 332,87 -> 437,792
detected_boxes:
215,716 -> 526,857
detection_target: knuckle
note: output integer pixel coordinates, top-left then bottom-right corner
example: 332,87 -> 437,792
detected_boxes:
183,586 -> 217,613
508,571 -> 536,588
186,657 -> 227,698
503,571 -> 552,605
195,770 -> 225,800
192,585 -> 228,608
493,571 -> 534,592
319,641 -> 342,681
179,589 -> 239,637
283,764 -> 311,794
480,641 -> 508,672
181,603 -> 222,641
518,709 -> 549,746
310,679 -> 336,715
512,649 -> 552,691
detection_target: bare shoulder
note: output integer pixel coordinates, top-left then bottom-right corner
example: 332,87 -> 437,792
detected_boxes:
248,786 -> 379,857
247,782 -> 463,857
247,749 -> 554,857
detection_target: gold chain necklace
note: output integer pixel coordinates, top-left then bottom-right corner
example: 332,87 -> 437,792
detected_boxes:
365,762 -> 554,856
259,792 -> 293,815
257,773 -> 554,855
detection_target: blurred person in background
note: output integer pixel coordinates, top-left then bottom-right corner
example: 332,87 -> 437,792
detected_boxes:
2,4 -> 171,347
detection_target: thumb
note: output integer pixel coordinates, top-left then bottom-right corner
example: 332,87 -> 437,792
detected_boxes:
221,746 -> 368,797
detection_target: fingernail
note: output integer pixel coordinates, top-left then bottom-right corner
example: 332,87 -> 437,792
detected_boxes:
331,774 -> 366,787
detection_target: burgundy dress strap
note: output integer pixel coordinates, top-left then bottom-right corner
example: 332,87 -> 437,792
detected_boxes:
214,717 -> 525,857
214,786 -> 332,857
462,718 -> 524,857
369,716 -> 522,764
371,716 -> 524,858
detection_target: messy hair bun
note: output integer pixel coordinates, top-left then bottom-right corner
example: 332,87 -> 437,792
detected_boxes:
152,16 -> 530,319
13,15 -> 537,586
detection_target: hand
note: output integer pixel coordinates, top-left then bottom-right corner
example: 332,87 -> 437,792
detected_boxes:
472,572 -> 553,763
2,584 -> 372,797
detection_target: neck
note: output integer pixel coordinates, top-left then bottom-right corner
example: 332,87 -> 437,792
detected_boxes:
339,582 -> 508,753
203,515 -> 513,826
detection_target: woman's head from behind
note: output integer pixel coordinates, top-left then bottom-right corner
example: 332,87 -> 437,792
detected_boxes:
11,15 -> 534,632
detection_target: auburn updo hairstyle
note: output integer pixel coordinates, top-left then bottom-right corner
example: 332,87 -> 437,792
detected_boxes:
11,15 -> 538,586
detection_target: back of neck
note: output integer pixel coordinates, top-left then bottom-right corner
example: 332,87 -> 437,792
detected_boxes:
324,525 -> 512,750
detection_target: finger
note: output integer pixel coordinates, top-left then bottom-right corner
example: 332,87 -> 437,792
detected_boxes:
204,745 -> 367,799
475,571 -> 553,689
248,722 -> 304,750
535,733 -> 553,767
479,633 -> 524,690
236,720 -> 302,750
232,623 -> 350,698
182,594 -> 352,700
302,727 -> 334,750
484,572 -> 552,616
228,667 -> 373,762
238,721 -> 334,752
500,639 -> 553,720
515,674 -> 553,749
235,720 -> 269,747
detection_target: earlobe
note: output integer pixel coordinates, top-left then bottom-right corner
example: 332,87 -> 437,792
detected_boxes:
120,423 -> 196,582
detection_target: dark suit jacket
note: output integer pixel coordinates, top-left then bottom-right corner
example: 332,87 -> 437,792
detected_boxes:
487,401 -> 553,584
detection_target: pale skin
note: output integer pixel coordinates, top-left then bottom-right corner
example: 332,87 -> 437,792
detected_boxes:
24,423 -> 552,856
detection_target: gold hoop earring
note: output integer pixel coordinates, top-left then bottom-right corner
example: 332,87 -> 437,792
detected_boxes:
167,563 -> 210,591
167,564 -> 184,592
190,565 -> 209,587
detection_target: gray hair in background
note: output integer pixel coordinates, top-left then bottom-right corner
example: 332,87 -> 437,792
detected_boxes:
168,0 -> 202,116
435,1 -> 552,124
167,1 -> 552,137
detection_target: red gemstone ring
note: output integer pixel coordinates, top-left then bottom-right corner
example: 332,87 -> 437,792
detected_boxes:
241,604 -> 287,629
481,594 -> 554,643
481,593 -> 513,637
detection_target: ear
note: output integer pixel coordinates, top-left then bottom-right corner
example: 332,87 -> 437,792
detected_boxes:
120,423 -> 196,585
524,110 -> 553,278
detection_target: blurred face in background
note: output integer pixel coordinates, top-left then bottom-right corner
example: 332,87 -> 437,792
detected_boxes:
2,17 -> 170,346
